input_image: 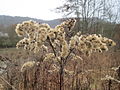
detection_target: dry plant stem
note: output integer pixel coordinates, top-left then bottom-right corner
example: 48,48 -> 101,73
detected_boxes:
0,76 -> 17,90
60,57 -> 64,90
48,37 -> 57,57
72,63 -> 77,90
108,79 -> 112,90
59,49 -> 74,90
64,48 -> 74,65
48,37 -> 64,90
60,65 -> 64,90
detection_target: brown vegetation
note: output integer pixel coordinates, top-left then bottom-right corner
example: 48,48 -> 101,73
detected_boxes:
0,48 -> 120,90
0,19 -> 119,90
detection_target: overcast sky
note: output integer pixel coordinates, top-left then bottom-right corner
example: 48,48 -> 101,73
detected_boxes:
0,0 -> 64,20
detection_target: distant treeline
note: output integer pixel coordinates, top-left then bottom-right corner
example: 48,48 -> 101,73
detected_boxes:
0,24 -> 20,48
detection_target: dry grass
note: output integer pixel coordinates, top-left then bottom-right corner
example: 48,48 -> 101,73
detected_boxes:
0,48 -> 120,90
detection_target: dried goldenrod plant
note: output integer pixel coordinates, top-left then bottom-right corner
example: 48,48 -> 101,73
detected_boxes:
15,18 -> 116,90
21,61 -> 36,72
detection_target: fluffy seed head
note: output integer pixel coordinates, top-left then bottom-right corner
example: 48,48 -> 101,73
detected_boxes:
21,61 -> 36,72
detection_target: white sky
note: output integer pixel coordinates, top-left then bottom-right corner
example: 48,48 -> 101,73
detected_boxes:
0,0 -> 64,20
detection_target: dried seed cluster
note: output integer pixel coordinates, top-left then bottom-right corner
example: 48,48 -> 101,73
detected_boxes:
21,61 -> 36,72
15,19 -> 116,72
16,19 -> 115,56
15,19 -> 76,55
69,33 -> 116,56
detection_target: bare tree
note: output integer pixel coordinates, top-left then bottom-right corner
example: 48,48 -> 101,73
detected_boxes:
56,0 -> 119,35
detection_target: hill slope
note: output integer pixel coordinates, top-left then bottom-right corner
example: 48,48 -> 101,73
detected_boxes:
0,15 -> 62,28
